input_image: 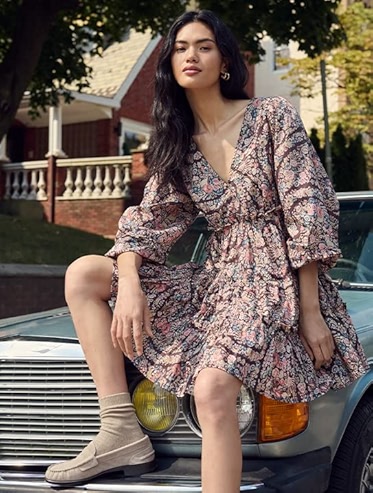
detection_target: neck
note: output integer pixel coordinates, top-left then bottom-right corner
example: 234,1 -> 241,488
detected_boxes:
186,87 -> 230,135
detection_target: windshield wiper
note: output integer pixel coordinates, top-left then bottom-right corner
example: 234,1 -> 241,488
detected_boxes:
332,279 -> 373,290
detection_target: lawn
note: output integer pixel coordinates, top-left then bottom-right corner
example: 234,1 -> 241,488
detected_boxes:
0,214 -> 114,265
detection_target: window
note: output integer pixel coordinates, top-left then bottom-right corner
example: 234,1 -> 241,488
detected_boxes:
118,118 -> 151,155
273,44 -> 290,71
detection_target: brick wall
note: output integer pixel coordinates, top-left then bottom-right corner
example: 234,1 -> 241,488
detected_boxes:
118,42 -> 162,126
0,264 -> 66,318
50,153 -> 148,236
53,198 -> 126,237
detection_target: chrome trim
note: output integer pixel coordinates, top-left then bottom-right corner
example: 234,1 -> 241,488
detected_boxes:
336,191 -> 373,200
0,354 -> 257,465
0,474 -> 264,492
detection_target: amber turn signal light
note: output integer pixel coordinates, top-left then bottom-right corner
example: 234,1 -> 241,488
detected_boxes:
258,395 -> 309,442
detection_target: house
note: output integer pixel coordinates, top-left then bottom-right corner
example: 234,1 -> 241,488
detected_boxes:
0,28 -> 255,237
254,37 -> 341,134
0,29 -> 162,236
8,29 -> 160,162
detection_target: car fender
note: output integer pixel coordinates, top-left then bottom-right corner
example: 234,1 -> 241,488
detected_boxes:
329,364 -> 373,459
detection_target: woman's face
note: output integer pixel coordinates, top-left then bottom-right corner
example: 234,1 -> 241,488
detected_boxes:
171,21 -> 226,92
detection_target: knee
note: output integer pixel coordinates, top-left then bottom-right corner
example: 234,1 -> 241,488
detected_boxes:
65,255 -> 110,303
194,370 -> 240,426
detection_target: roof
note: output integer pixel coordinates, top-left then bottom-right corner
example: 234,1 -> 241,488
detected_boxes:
81,29 -> 158,100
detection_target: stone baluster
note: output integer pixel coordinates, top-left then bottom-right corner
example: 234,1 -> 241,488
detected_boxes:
63,168 -> 74,197
73,167 -> 83,197
123,165 -> 131,199
29,170 -> 38,199
11,171 -> 20,199
102,165 -> 112,197
37,170 -> 47,200
83,165 -> 93,197
92,165 -> 103,196
20,170 -> 29,199
4,171 -> 11,199
112,165 -> 123,197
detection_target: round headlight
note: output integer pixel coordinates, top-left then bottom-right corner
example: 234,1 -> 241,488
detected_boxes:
237,386 -> 255,435
188,386 -> 255,437
132,379 -> 179,434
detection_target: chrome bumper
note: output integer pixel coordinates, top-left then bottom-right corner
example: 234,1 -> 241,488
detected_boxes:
0,471 -> 264,492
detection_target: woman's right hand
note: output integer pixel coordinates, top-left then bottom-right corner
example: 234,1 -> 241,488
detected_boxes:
111,275 -> 153,359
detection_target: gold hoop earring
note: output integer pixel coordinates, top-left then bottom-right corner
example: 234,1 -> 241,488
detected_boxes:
220,71 -> 230,81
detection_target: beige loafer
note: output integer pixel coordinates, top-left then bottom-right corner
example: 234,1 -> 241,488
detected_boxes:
45,435 -> 155,486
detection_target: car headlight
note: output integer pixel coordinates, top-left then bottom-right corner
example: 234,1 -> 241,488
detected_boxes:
237,386 -> 255,435
188,386 -> 255,437
132,379 -> 179,434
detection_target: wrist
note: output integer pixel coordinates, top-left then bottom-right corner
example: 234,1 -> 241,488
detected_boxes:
299,301 -> 321,316
118,271 -> 141,285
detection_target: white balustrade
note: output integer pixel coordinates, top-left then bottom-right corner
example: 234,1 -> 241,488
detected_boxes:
2,161 -> 47,200
59,156 -> 132,199
1,156 -> 133,201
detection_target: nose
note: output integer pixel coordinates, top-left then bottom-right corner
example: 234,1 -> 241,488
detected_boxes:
186,48 -> 198,63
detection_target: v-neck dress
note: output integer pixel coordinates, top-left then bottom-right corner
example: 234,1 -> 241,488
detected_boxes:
106,96 -> 368,403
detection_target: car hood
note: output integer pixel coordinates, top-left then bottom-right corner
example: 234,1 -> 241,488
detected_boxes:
340,290 -> 373,333
0,307 -> 83,359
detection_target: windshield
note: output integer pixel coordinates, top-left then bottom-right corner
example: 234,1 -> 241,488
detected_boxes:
168,199 -> 373,285
330,199 -> 373,284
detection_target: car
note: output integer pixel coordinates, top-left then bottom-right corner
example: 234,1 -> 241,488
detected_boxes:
0,191 -> 372,493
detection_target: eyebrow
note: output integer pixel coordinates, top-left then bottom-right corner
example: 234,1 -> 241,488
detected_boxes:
174,38 -> 216,45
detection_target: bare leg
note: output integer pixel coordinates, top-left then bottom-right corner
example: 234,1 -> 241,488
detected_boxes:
45,254 -> 155,485
194,368 -> 242,493
64,254 -> 126,397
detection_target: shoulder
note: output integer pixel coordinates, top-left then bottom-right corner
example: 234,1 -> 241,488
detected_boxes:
249,96 -> 297,116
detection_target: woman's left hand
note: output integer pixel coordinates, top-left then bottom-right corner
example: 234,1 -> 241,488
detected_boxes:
299,310 -> 335,370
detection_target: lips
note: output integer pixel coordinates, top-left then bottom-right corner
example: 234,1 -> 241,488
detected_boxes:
183,65 -> 201,75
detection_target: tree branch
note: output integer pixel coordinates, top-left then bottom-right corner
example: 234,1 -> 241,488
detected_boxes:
0,0 -> 78,141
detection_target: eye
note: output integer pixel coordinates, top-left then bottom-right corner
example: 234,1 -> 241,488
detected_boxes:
174,46 -> 185,53
199,46 -> 211,52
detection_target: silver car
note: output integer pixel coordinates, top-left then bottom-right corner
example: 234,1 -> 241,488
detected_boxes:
0,191 -> 373,492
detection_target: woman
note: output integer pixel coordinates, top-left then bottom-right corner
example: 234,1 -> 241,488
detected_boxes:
45,10 -> 368,493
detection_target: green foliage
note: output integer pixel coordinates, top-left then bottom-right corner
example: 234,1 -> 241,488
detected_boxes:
0,0 -> 345,119
311,126 -> 369,192
348,133 -> 369,191
332,124 -> 352,191
309,127 -> 325,164
200,0 -> 345,61
284,3 -> 373,155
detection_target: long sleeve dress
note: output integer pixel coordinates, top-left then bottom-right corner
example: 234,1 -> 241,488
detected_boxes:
106,96 -> 368,403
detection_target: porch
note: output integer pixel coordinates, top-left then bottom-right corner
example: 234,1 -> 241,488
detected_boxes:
0,152 -> 147,237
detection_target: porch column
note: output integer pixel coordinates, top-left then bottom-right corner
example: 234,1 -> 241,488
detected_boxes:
46,105 -> 66,224
46,105 -> 67,158
0,135 -> 10,163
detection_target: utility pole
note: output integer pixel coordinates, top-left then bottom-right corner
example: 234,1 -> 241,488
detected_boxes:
320,58 -> 333,181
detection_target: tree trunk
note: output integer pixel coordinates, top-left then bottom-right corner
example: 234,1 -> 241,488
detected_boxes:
0,0 -> 78,143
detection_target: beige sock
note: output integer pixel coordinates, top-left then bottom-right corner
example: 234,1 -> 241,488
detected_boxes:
92,392 -> 145,454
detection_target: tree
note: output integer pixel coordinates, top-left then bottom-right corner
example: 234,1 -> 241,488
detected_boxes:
309,128 -> 325,165
310,126 -> 369,191
0,0 -> 345,142
283,2 -> 373,155
332,124 -> 352,191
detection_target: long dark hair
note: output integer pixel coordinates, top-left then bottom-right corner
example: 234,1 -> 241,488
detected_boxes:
146,10 -> 249,190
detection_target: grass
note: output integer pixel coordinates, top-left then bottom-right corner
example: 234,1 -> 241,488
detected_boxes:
0,214 -> 114,265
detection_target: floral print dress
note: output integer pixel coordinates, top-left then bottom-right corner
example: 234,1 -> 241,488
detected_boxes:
106,96 -> 368,403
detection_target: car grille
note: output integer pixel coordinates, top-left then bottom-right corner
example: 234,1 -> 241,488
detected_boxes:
0,358 -> 257,464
